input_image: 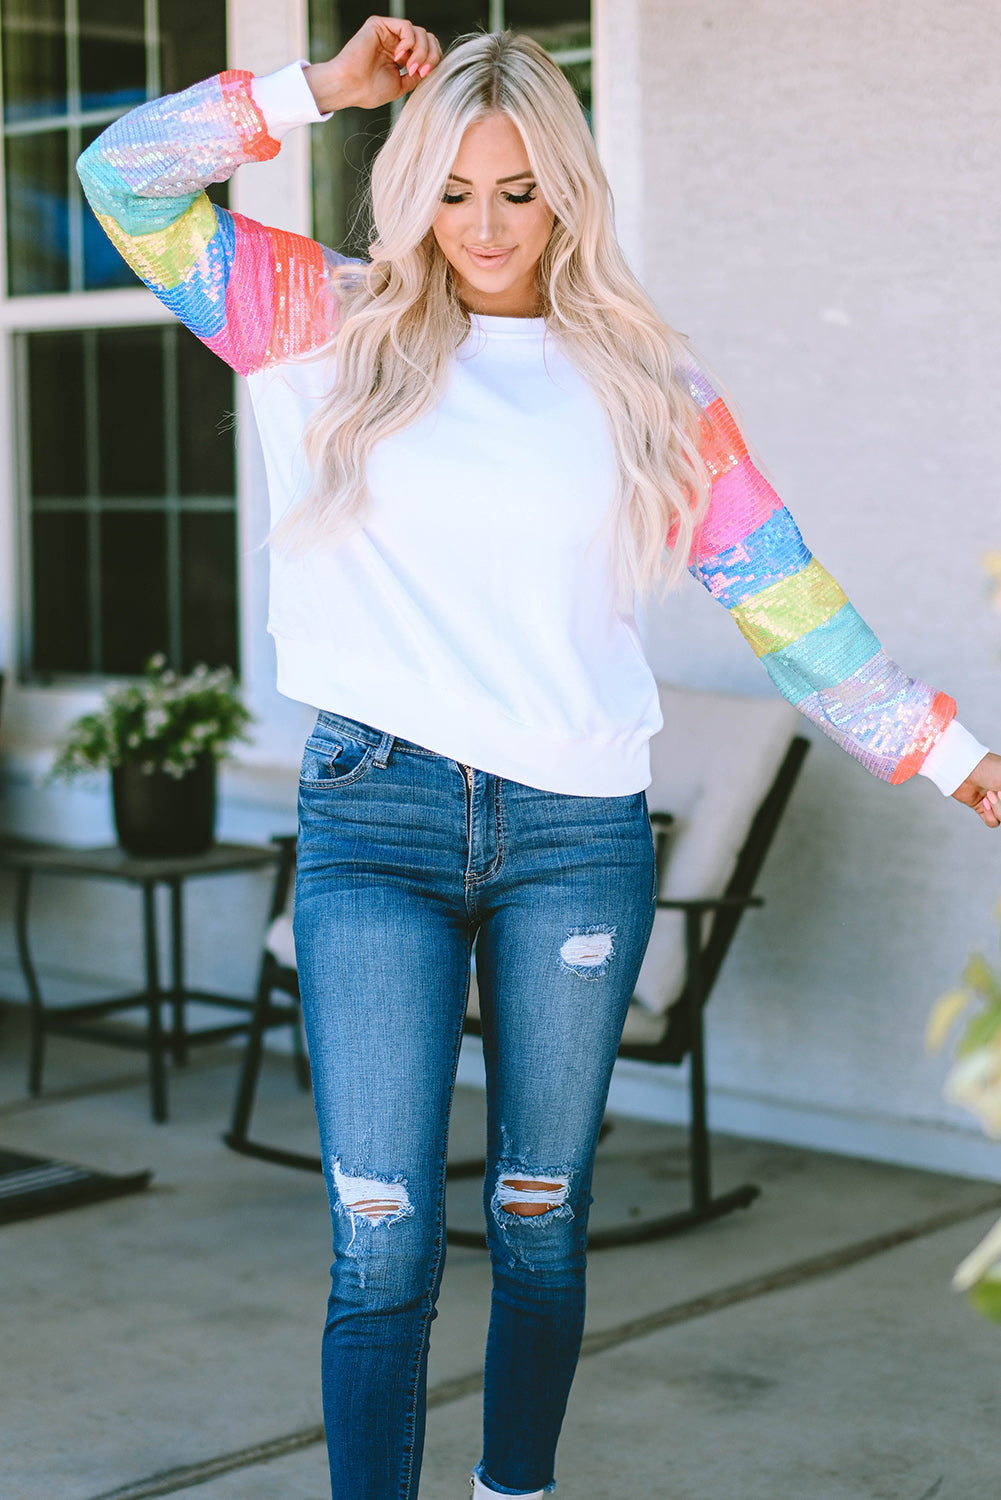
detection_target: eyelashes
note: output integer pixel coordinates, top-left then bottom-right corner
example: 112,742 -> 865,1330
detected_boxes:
440,188 -> 538,205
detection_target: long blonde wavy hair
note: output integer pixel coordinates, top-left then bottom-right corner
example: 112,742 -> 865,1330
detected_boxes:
273,31 -> 711,595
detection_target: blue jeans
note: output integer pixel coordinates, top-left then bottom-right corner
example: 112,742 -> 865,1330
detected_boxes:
293,711 -> 657,1500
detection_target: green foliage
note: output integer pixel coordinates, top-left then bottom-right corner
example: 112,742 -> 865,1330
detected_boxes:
49,655 -> 253,781
957,1001 -> 1001,1059
962,950 -> 1001,1005
930,899 -> 1001,1327
930,947 -> 1001,1062
968,1276 -> 1001,1324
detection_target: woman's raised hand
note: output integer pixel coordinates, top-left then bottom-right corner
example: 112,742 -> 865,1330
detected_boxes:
304,16 -> 443,114
952,751 -> 1001,828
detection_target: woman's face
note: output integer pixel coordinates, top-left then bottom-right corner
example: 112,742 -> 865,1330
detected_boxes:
432,113 -> 555,318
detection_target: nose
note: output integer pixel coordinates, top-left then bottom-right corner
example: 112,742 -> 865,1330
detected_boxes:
472,192 -> 504,243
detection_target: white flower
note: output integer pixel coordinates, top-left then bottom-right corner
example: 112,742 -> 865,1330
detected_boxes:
144,708 -> 170,737
953,1213 -> 1001,1291
943,1044 -> 1001,1136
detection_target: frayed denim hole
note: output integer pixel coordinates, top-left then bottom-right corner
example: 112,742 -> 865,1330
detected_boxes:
490,1168 -> 574,1240
557,925 -> 616,980
332,1160 -> 415,1253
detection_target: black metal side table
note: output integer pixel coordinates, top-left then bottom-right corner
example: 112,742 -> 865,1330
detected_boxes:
1,841 -> 283,1123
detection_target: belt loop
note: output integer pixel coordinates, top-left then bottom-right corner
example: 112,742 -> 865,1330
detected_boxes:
372,731 -> 394,768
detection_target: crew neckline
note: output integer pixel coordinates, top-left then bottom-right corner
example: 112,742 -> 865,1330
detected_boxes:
467,311 -> 547,338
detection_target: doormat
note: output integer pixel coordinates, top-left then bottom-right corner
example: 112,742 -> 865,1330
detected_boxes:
0,1147 -> 152,1226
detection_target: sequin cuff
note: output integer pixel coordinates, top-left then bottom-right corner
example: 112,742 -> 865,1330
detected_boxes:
219,70 -> 280,163
917,719 -> 989,796
250,61 -> 331,140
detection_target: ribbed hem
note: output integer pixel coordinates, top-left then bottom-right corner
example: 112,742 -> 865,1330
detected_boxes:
273,639 -> 657,797
917,718 -> 989,796
249,60 -> 329,139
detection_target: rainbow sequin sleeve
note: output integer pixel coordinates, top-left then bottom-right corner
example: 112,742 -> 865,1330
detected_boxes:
76,72 -> 340,374
684,361 -> 955,783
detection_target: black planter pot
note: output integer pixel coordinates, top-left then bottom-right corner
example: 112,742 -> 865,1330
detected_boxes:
112,756 -> 217,858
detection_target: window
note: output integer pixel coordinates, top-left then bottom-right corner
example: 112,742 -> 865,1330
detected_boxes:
2,1 -> 239,682
19,323 -> 237,678
309,0 -> 592,258
2,0 -> 228,295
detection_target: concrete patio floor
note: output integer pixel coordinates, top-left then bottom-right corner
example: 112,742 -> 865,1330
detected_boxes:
1,1001 -> 1000,1500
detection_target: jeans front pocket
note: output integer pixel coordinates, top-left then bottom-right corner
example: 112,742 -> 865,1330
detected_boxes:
299,725 -> 378,790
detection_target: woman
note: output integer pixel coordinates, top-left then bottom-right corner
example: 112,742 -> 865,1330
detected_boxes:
79,16 -> 1001,1499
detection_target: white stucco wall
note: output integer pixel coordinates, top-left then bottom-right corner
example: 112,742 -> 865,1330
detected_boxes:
594,0 -> 1001,1178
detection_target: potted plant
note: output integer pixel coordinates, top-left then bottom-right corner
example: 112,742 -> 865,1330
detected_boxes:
50,655 -> 253,857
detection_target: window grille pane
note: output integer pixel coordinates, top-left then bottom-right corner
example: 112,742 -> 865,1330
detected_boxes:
2,0 -> 67,125
97,327 -> 165,497
100,510 -> 168,674
5,128 -> 70,294
409,1 -> 490,49
22,325 -> 238,680
28,330 -> 86,499
32,511 -> 91,674
505,0 -> 590,52
180,512 -> 238,670
177,331 -> 235,497
158,0 -> 227,95
78,0 -> 147,115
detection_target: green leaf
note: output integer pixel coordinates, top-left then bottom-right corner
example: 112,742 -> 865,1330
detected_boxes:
963,952 -> 1001,1001
926,989 -> 973,1053
956,1004 -> 1001,1058
968,1276 -> 1001,1324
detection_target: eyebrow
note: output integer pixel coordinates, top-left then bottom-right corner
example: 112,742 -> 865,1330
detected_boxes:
446,171 -> 535,185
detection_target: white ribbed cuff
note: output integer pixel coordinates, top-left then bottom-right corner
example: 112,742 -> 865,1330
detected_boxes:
917,719 -> 989,796
250,61 -> 330,141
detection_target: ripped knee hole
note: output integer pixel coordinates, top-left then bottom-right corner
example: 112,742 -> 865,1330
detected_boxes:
351,1197 -> 409,1221
333,1161 -> 413,1227
498,1175 -> 569,1217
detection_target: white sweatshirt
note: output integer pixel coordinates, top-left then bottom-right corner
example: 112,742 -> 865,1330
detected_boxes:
251,315 -> 665,794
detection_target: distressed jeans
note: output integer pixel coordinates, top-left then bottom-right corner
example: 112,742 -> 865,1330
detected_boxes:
293,710 -> 657,1500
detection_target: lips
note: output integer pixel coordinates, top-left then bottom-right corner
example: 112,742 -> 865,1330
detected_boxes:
465,247 -> 514,270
